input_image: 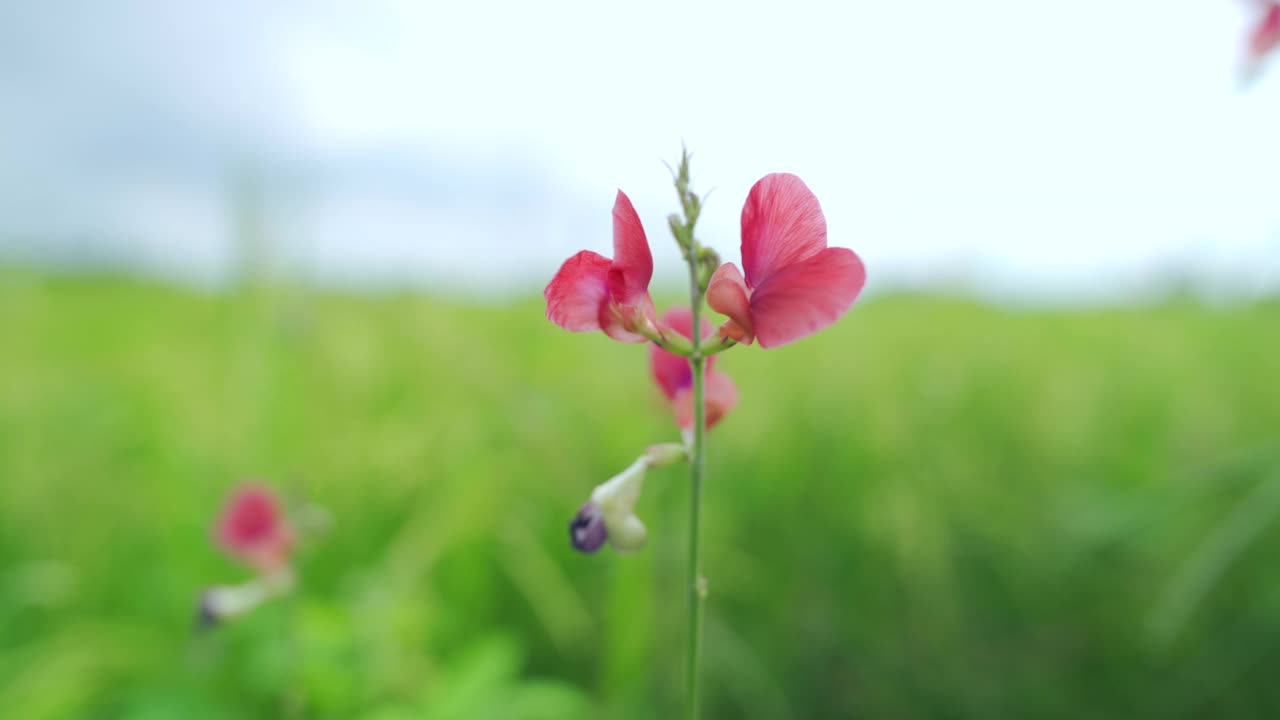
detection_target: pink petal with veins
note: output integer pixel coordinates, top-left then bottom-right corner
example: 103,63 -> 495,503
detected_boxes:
544,191 -> 656,342
740,173 -> 828,287
750,247 -> 866,349
545,251 -> 612,332
609,190 -> 654,304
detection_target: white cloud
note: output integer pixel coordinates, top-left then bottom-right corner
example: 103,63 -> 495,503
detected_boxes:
1,0 -> 1277,298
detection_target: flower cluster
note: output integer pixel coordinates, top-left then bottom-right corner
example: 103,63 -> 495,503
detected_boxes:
546,173 -> 865,353
198,483 -> 297,627
546,157 -> 865,554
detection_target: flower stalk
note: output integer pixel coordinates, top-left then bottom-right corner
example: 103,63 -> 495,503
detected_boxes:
670,147 -> 707,720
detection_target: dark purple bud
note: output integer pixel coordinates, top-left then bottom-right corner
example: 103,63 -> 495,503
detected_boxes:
569,501 -> 607,553
195,590 -> 220,630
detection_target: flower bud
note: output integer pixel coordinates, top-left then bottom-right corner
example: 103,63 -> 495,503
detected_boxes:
194,568 -> 295,629
686,192 -> 702,224
569,501 -> 607,553
195,591 -> 221,629
668,213 -> 688,249
697,248 -> 722,292
698,246 -> 720,265
570,456 -> 651,554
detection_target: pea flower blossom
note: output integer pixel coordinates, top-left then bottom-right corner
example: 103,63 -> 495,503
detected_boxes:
545,190 -> 658,342
214,484 -> 294,573
570,443 -> 686,554
199,483 -> 297,627
706,173 -> 865,348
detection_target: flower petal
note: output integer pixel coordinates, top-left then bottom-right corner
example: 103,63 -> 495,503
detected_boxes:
740,173 -> 827,288
217,486 -> 280,548
610,190 -> 653,304
672,370 -> 739,429
750,247 -> 866,348
659,305 -> 695,339
1250,4 -> 1280,58
599,291 -> 655,343
703,370 -> 739,428
215,484 -> 293,571
706,263 -> 755,344
569,501 -> 608,553
648,306 -> 712,400
545,250 -> 612,332
650,340 -> 691,404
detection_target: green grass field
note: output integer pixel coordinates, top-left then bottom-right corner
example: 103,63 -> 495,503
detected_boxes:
2,270 -> 1279,718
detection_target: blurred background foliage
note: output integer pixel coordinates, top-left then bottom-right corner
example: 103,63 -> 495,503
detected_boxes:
2,269 -> 1278,718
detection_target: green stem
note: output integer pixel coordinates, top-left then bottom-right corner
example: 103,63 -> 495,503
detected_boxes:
668,145 -> 711,719
700,334 -> 737,356
685,244 -> 707,720
634,318 -> 694,357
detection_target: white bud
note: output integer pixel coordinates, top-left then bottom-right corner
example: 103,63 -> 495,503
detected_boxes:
589,457 -> 650,553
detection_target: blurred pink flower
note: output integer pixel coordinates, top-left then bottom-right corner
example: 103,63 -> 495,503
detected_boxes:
707,173 -> 865,348
545,190 -> 658,342
1244,1 -> 1280,79
649,307 -> 738,430
214,484 -> 293,573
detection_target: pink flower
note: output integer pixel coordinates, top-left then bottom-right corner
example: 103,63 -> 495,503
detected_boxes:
545,191 -> 657,342
706,174 -> 865,348
1245,2 -> 1280,78
214,484 -> 294,573
649,308 -> 738,430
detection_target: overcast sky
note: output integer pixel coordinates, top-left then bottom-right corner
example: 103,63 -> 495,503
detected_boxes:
1,0 -> 1277,299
